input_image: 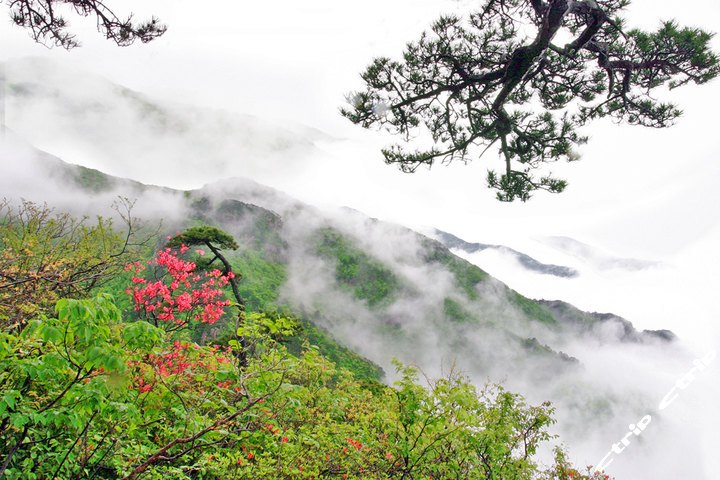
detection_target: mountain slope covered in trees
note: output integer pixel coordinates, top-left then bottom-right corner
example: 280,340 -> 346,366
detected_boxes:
1,146 -> 629,479
3,127 -> 697,479
5,141 -> 675,383
0,58 -> 694,475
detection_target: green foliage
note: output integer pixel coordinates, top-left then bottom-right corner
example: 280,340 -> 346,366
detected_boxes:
168,225 -> 239,251
445,256 -> 490,300
286,318 -> 385,382
0,200 -> 140,331
510,291 -> 558,326
424,240 -> 489,300
215,199 -> 286,256
426,240 -> 557,326
237,311 -> 299,347
315,228 -> 401,307
443,296 -> 474,323
71,165 -> 114,193
0,201 -> 618,478
343,0 -> 719,201
0,294 -> 142,478
543,447 -> 615,480
97,261 -> 147,315
0,250 -> 609,479
231,250 -> 286,312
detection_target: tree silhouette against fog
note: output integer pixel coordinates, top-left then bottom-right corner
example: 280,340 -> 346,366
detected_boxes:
3,0 -> 165,48
343,0 -> 720,201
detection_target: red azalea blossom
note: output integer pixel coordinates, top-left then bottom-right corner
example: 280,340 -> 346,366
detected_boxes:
346,438 -> 363,450
135,378 -> 153,393
126,246 -> 233,328
128,341 -> 233,393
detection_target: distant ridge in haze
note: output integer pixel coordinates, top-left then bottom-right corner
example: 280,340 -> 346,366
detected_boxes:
432,228 -> 579,278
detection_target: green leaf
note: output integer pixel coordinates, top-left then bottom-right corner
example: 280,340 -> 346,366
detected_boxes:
11,413 -> 29,428
2,390 -> 21,412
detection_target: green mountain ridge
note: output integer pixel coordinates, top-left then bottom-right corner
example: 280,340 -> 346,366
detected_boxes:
431,228 -> 579,278
16,147 -> 675,389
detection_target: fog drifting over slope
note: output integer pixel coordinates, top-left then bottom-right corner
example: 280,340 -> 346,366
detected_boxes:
3,134 -> 719,479
430,225 -> 720,477
199,177 -> 720,480
1,56 -> 719,479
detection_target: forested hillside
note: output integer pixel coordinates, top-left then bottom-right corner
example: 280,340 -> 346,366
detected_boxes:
2,0 -> 717,474
0,193 -> 615,479
0,146 -> 679,477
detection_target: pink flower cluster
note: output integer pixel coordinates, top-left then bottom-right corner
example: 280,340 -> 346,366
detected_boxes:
126,247 -> 233,327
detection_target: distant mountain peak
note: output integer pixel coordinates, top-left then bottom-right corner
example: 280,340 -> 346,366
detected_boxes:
431,229 -> 579,278
542,235 -> 658,271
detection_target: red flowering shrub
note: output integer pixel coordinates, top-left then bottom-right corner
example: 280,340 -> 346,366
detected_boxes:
126,246 -> 234,330
128,340 -> 235,394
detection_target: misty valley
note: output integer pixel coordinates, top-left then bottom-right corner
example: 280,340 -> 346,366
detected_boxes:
1,56 -> 717,480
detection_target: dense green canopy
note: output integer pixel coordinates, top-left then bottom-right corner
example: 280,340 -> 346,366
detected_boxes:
0,206 -> 614,479
167,226 -> 240,253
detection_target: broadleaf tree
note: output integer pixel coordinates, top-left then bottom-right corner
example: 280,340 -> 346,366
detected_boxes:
0,206 -> 617,478
342,0 -> 719,201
